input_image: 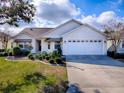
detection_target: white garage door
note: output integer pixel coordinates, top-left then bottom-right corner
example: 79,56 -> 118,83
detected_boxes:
63,39 -> 105,55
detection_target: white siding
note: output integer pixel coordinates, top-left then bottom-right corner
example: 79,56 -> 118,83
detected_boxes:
43,21 -> 81,38
108,40 -> 124,53
41,39 -> 55,53
63,26 -> 105,40
117,40 -> 124,53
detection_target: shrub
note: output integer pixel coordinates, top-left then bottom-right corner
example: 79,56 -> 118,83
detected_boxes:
24,72 -> 45,84
107,51 -> 115,58
39,55 -> 43,60
50,51 -> 61,59
0,53 -> 3,57
42,51 -> 48,56
0,49 -> 9,57
0,49 -> 5,52
6,49 -> 13,56
35,54 -> 40,59
0,52 -> 7,57
115,53 -> 124,59
55,58 -> 63,64
41,54 -> 45,60
49,59 -> 55,64
28,53 -> 35,60
48,52 -> 53,59
13,47 -> 22,56
45,56 -> 50,60
3,52 -> 8,56
40,80 -> 68,93
107,51 -> 124,59
21,49 -> 30,56
57,48 -> 62,56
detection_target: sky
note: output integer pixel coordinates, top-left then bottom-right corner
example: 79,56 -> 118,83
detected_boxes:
71,0 -> 124,16
1,0 -> 124,34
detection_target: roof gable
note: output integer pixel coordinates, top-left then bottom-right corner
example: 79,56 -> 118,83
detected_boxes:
40,19 -> 83,38
61,24 -> 106,38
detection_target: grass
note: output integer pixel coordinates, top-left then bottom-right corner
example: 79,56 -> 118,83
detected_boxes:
0,57 -> 67,93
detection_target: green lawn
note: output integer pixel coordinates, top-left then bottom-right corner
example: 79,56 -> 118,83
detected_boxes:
0,57 -> 67,93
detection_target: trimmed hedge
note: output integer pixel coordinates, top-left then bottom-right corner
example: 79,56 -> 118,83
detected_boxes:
21,49 -> 30,56
13,47 -> 22,56
13,47 -> 30,56
55,58 -> 63,64
107,51 -> 124,59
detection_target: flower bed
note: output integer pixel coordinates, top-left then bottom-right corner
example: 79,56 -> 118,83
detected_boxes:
28,51 -> 66,66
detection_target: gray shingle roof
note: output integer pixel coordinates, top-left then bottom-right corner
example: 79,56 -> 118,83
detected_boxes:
14,28 -> 54,39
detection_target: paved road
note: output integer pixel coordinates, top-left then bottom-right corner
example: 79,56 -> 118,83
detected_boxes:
66,56 -> 124,93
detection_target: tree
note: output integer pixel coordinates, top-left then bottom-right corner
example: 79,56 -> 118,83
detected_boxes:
104,20 -> 124,54
0,30 -> 11,49
0,0 -> 36,27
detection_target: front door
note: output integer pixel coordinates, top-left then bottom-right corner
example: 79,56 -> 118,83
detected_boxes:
37,40 -> 41,51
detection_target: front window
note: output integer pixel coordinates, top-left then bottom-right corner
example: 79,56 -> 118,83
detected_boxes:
55,42 -> 61,49
18,42 -> 32,50
122,41 -> 124,48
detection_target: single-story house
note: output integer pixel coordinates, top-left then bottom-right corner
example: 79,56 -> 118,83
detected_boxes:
13,19 -> 107,55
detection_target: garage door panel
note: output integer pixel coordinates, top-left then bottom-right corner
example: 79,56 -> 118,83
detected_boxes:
63,40 -> 104,55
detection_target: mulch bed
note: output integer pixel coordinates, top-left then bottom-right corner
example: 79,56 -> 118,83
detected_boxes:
6,56 -> 29,61
5,56 -> 66,67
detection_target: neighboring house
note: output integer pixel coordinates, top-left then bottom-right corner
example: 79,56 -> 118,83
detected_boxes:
13,19 -> 107,55
118,31 -> 124,53
108,31 -> 124,54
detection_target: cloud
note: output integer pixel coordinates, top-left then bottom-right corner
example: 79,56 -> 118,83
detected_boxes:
81,11 -> 124,31
82,11 -> 117,24
32,0 -> 81,25
0,0 -> 81,35
97,11 -> 117,24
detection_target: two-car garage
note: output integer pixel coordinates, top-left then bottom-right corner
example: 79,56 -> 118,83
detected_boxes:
62,39 -> 106,55
62,25 -> 107,55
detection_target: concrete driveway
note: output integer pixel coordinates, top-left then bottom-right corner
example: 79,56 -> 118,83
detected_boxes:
66,56 -> 124,93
